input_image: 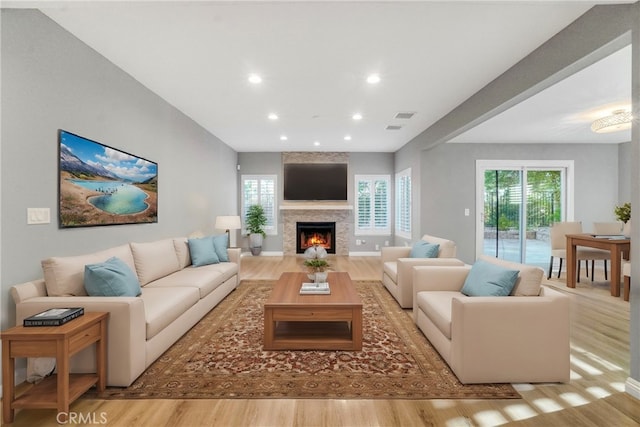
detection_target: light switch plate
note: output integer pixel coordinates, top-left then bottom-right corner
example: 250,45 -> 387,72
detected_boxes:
27,208 -> 50,224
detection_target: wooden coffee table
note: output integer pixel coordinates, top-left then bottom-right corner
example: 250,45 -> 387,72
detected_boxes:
263,272 -> 362,351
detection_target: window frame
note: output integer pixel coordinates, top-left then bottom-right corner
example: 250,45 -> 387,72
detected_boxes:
395,168 -> 412,239
241,174 -> 278,236
354,174 -> 391,236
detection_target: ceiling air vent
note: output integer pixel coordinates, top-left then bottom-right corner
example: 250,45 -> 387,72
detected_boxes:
385,125 -> 403,130
394,112 -> 415,119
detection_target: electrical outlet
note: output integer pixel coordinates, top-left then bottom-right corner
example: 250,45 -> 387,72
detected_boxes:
375,244 -> 380,251
384,241 -> 389,246
356,239 -> 361,245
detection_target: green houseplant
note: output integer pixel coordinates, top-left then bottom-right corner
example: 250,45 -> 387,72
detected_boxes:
245,204 -> 267,255
614,202 -> 631,224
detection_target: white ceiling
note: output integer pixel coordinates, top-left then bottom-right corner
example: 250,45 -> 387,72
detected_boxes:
17,1 -> 632,152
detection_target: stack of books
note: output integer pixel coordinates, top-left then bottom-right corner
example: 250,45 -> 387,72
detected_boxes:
300,282 -> 330,295
23,307 -> 84,327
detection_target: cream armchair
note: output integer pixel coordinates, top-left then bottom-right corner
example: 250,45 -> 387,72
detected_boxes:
381,234 -> 462,308
412,256 -> 570,384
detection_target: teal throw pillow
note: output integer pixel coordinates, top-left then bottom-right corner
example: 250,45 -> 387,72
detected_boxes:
461,259 -> 519,297
212,234 -> 229,262
84,256 -> 141,297
410,241 -> 440,258
188,236 -> 220,267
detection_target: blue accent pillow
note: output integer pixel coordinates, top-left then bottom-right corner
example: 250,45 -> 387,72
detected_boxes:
410,241 -> 440,258
461,259 -> 519,297
84,257 -> 141,297
188,236 -> 220,267
212,234 -> 229,262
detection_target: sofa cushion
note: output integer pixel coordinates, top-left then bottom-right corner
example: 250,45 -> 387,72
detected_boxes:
140,286 -> 200,340
410,241 -> 440,258
461,259 -> 518,297
416,291 -> 460,339
188,236 -> 220,267
478,255 -> 543,296
42,244 -> 136,297
145,262 -> 238,299
212,234 -> 229,262
84,257 -> 142,297
130,239 -> 181,286
173,238 -> 192,269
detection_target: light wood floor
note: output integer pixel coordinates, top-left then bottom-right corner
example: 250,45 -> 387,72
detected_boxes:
6,255 -> 640,426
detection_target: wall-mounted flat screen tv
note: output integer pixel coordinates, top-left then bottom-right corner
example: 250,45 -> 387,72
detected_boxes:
58,129 -> 158,228
284,163 -> 348,201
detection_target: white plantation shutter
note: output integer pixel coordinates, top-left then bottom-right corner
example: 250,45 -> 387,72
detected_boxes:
242,175 -> 277,235
355,175 -> 390,235
395,169 -> 411,239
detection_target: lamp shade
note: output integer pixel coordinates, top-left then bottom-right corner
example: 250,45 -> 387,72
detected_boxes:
215,215 -> 242,230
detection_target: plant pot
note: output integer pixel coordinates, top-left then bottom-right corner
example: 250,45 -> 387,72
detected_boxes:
314,271 -> 328,283
249,233 -> 263,256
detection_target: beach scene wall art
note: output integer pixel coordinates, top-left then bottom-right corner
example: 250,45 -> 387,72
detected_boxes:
58,130 -> 158,228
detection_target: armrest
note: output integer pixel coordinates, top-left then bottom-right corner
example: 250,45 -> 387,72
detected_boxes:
227,247 -> 241,264
381,246 -> 411,263
449,287 -> 570,383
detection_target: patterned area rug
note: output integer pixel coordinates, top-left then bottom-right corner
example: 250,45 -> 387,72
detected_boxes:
95,280 -> 519,400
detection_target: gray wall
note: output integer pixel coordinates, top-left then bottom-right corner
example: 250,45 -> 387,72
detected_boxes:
237,151 -> 394,253
1,10 -> 238,330
419,142 -> 620,264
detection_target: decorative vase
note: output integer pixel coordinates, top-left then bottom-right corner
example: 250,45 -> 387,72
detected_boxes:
623,220 -> 631,238
314,271 -> 328,283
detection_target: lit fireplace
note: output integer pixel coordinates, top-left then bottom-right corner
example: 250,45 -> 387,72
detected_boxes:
296,222 -> 336,254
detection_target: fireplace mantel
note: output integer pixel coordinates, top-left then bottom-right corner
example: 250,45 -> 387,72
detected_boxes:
280,203 -> 353,211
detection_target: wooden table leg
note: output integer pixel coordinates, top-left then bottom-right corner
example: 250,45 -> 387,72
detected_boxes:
57,338 -> 70,423
97,318 -> 107,391
566,236 -> 577,288
2,340 -> 15,424
351,307 -> 363,351
263,308 -> 274,349
610,246 -> 622,297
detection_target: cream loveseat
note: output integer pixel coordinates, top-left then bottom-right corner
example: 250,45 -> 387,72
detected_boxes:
412,255 -> 570,384
10,237 -> 241,387
381,234 -> 463,308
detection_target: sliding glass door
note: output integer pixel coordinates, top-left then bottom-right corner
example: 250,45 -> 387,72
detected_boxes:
476,160 -> 573,267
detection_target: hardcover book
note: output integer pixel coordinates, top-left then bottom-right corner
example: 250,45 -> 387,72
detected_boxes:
23,307 -> 85,327
300,282 -> 331,295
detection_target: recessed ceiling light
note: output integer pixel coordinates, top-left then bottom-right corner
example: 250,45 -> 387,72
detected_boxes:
366,74 -> 381,84
268,113 -> 278,120
344,135 -> 352,141
313,141 -> 320,146
280,135 -> 288,141
248,74 -> 262,84
352,113 -> 363,121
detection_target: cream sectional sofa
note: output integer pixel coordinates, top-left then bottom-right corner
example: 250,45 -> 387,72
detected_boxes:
10,237 -> 241,387
381,234 -> 463,308
412,255 -> 570,384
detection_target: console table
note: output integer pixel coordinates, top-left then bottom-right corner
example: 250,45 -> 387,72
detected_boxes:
1,312 -> 109,424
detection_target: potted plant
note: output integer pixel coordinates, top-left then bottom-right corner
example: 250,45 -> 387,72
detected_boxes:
304,258 -> 330,283
245,204 -> 267,255
615,202 -> 631,237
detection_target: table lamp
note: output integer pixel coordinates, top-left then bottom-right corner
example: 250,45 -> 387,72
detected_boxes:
215,215 -> 242,248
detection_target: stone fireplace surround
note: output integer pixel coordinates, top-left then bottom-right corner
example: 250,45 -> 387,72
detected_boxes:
281,152 -> 351,256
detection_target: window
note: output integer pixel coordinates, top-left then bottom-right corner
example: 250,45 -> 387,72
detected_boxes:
241,175 -> 277,235
355,175 -> 390,235
395,168 -> 411,239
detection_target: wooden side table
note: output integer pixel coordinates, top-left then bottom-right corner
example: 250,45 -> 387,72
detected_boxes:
2,311 -> 109,424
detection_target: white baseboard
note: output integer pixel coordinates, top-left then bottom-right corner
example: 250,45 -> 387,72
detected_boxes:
349,251 -> 381,257
626,376 -> 640,400
242,251 -> 284,257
